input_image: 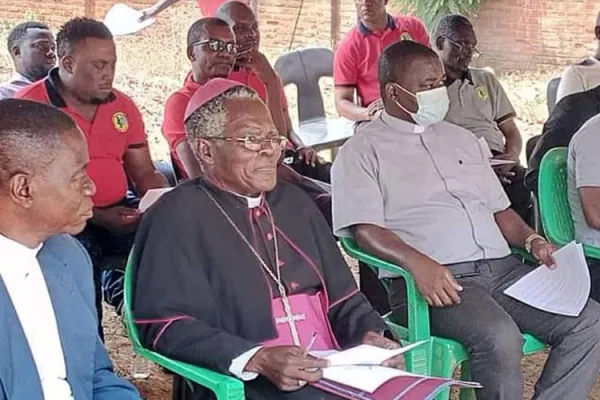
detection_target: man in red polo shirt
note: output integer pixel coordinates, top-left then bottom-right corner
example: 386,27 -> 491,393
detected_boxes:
16,17 -> 168,339
163,15 -> 320,179
334,0 -> 430,122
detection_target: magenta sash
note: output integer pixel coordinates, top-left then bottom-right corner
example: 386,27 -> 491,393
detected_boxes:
262,292 -> 339,350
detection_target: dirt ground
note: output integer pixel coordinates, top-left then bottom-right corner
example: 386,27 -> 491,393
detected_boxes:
2,3 -> 600,399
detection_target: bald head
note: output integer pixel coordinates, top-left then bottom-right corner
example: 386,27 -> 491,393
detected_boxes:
215,1 -> 259,53
0,99 -> 78,186
215,1 -> 254,24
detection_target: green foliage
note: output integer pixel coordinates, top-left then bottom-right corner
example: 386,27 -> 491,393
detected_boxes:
390,0 -> 485,31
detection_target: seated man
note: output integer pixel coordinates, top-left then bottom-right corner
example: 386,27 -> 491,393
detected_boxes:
332,40 -> 600,400
132,79 -> 402,400
0,21 -> 55,100
567,113 -> 600,301
16,18 -> 168,338
333,0 -> 429,122
556,11 -> 600,102
163,17 -> 333,226
525,84 -> 600,194
0,99 -> 140,399
435,14 -> 532,224
163,14 -> 321,181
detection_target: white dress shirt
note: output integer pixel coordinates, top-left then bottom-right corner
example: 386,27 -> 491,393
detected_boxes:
0,234 -> 74,399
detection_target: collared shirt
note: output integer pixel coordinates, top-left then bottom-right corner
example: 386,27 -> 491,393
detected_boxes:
444,68 -> 516,154
333,14 -> 429,107
525,85 -> 600,193
332,112 -> 511,271
557,57 -> 600,103
228,67 -> 288,111
0,72 -> 32,100
15,68 -> 148,207
568,113 -> 600,247
0,234 -> 73,399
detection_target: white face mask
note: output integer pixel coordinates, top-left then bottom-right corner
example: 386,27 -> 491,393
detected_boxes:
392,84 -> 450,126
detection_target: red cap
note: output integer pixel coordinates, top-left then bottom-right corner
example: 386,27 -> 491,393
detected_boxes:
184,78 -> 245,121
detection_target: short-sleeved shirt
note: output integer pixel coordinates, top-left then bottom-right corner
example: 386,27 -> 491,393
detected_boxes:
567,113 -> 600,247
332,112 -> 511,272
557,57 -> 600,103
444,68 -> 516,154
15,68 -> 148,208
334,14 -> 430,107
163,71 -> 290,179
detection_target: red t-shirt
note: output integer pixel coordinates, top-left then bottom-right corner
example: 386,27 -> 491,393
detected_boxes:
162,71 -> 289,179
15,70 -> 148,207
334,14 -> 430,107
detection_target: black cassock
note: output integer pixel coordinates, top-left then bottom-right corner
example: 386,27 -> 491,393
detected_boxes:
131,178 -> 387,400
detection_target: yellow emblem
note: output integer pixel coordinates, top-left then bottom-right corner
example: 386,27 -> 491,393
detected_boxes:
475,86 -> 489,100
112,112 -> 128,133
400,32 -> 413,41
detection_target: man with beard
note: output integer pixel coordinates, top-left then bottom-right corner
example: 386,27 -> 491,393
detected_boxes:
16,17 -> 168,339
0,22 -> 56,99
435,14 -> 533,225
334,0 -> 429,122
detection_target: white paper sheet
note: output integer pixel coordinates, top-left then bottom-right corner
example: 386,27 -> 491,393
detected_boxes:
138,188 -> 173,212
477,137 -> 494,158
103,3 -> 155,36
504,241 -> 590,317
313,341 -> 426,367
322,365 -> 415,393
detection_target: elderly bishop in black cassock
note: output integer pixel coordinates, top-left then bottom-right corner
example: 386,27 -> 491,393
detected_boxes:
131,79 -> 402,400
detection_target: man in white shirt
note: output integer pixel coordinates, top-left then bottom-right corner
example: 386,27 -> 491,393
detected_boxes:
332,40 -> 600,400
556,11 -> 600,102
0,21 -> 56,100
0,99 -> 140,399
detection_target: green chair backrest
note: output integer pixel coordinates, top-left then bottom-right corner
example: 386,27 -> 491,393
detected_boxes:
123,250 -> 145,351
538,147 -> 573,247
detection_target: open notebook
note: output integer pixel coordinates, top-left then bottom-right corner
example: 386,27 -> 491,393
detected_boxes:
310,343 -> 482,399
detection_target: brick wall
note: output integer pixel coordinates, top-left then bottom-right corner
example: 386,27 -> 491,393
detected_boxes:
1,0 -> 598,71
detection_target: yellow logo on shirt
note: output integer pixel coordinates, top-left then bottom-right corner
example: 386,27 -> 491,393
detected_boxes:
400,32 -> 413,41
112,112 -> 128,133
475,86 -> 489,100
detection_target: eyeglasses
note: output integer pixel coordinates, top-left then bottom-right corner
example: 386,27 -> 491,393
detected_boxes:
191,39 -> 239,54
208,135 -> 289,152
444,37 -> 481,59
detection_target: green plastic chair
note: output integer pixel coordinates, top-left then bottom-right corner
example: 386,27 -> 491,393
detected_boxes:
340,237 -> 547,400
123,250 -> 245,399
538,147 -> 600,259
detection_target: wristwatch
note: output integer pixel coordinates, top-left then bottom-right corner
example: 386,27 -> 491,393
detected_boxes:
525,233 -> 546,253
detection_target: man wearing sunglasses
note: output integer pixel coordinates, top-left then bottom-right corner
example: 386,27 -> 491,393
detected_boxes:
0,21 -> 56,100
435,14 -> 533,226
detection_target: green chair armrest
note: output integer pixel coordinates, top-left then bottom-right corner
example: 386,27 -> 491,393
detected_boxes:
583,244 -> 600,261
123,249 -> 245,399
339,237 -> 431,343
135,345 -> 244,400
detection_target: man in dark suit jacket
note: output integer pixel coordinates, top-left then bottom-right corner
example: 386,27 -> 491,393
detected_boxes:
0,99 -> 140,399
525,84 -> 600,194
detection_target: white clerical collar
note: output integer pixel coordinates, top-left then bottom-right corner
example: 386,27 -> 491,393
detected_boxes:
381,110 -> 426,134
231,192 -> 263,208
0,234 -> 42,278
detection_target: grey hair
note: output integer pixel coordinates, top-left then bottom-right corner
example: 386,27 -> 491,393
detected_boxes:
185,85 -> 259,143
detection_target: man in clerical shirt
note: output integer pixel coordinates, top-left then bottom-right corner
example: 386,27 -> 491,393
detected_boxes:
131,79 -> 403,400
0,99 -> 140,399
332,41 -> 600,400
